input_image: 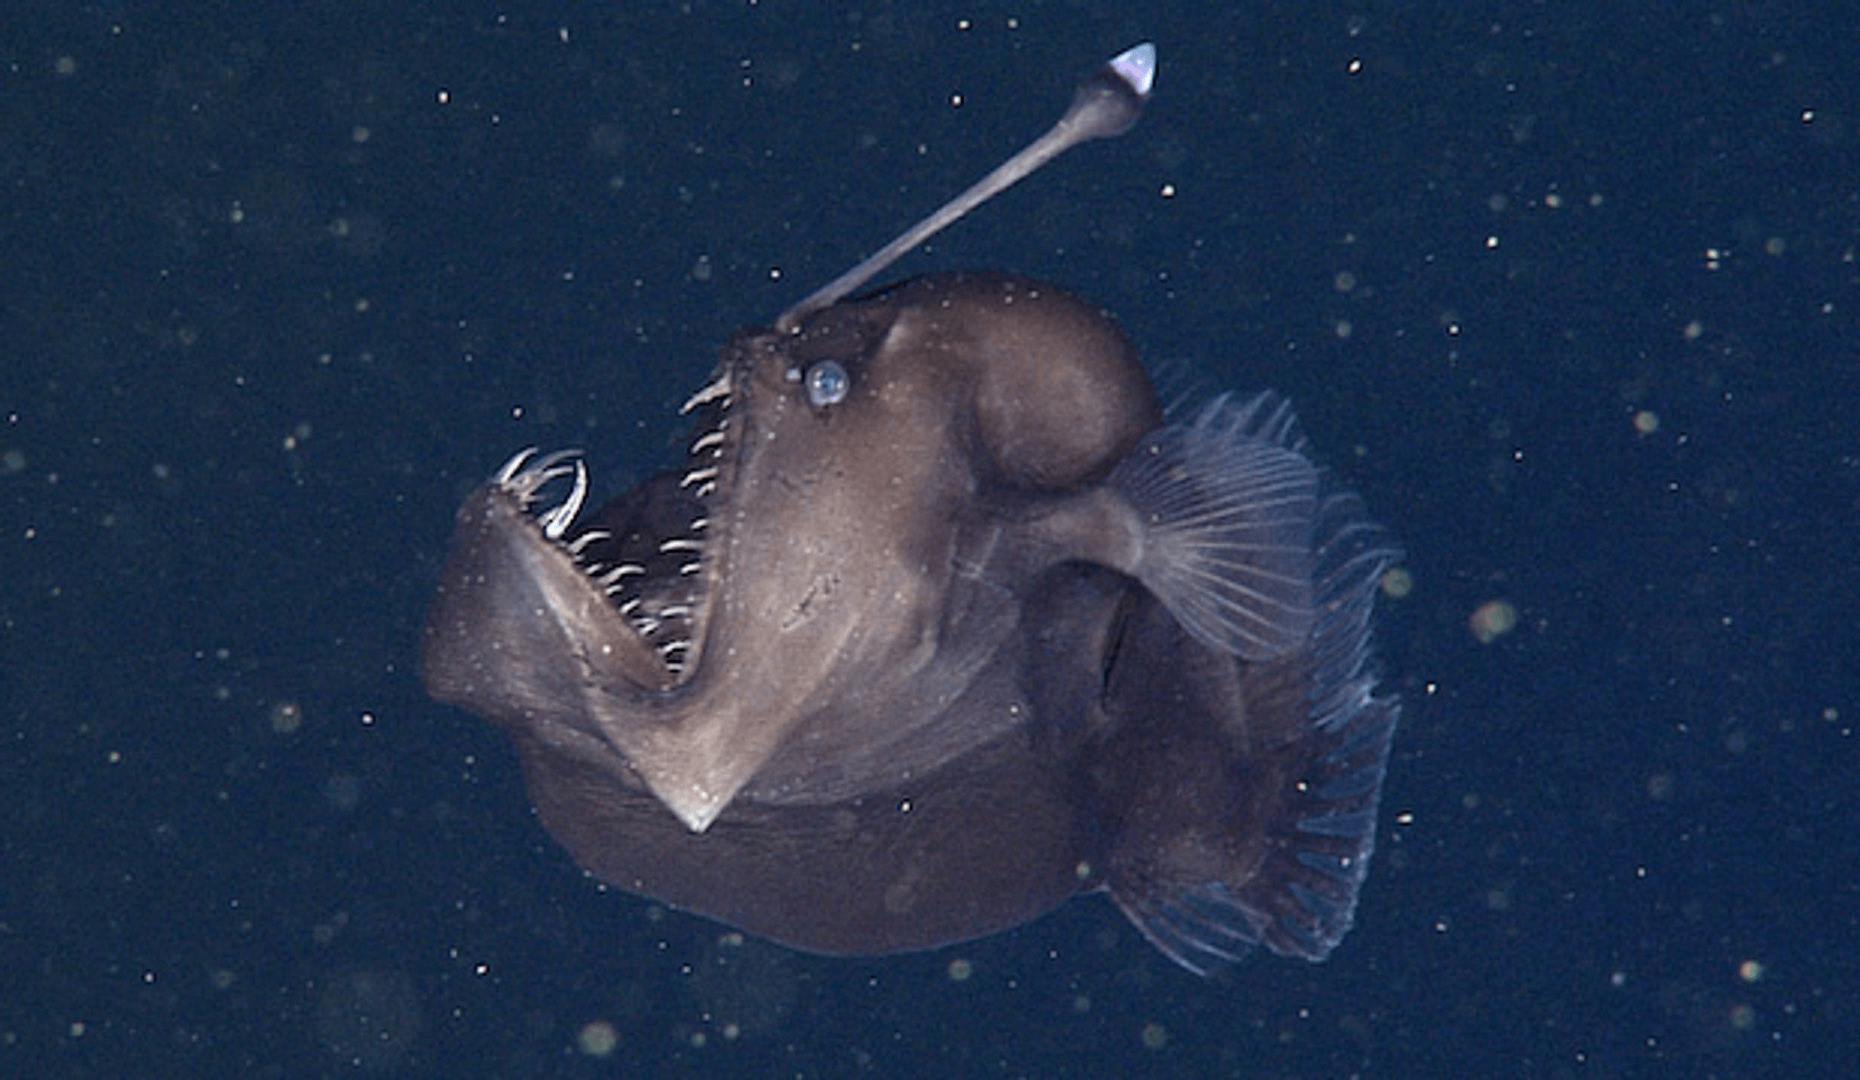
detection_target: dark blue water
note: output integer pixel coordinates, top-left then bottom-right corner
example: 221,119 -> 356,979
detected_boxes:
5,4 -> 1853,1076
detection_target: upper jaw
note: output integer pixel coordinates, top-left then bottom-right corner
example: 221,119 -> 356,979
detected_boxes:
487,357 -> 746,694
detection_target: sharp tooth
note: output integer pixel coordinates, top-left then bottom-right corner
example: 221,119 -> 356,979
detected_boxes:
694,481 -> 717,498
618,598 -> 642,614
493,447 -> 538,485
690,517 -> 709,532
689,429 -> 727,454
540,460 -> 589,539
600,567 -> 642,592
659,538 -> 703,553
567,529 -> 612,555
504,449 -> 582,504
658,605 -> 692,618
679,371 -> 733,414
679,561 -> 703,576
680,466 -> 719,488
527,450 -> 581,482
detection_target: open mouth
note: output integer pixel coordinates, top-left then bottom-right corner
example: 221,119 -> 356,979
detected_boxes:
487,361 -> 741,689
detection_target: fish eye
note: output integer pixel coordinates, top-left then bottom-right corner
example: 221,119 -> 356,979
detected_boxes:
804,360 -> 850,408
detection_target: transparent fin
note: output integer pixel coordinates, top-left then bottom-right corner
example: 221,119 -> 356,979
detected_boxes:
1110,698 -> 1397,974
1108,392 -> 1320,660
1104,417 -> 1401,974
1111,882 -> 1263,976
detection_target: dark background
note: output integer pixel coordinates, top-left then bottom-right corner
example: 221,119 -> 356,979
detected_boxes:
4,2 -> 1854,1075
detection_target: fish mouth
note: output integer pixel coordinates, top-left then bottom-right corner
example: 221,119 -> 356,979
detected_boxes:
485,360 -> 741,691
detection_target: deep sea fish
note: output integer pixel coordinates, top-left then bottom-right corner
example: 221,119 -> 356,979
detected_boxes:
423,43 -> 1400,974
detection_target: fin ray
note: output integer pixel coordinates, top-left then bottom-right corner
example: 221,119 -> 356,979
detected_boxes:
1108,392 -> 1323,660
1103,402 -> 1402,973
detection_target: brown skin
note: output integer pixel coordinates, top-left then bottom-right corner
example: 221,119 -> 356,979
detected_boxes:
713,274 -> 1161,806
422,272 -> 1395,962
